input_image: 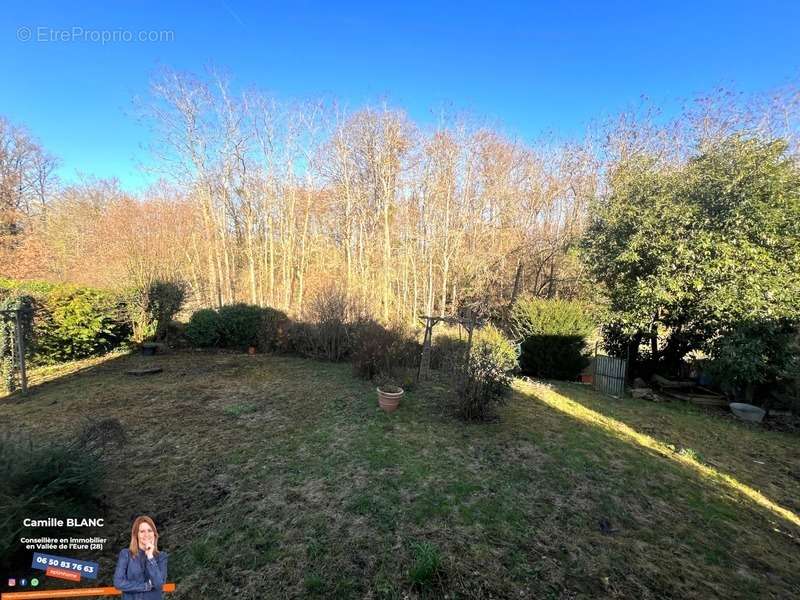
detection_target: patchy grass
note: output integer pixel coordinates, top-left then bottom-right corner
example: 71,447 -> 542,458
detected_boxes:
2,351 -> 799,599
223,401 -> 259,417
408,541 -> 442,589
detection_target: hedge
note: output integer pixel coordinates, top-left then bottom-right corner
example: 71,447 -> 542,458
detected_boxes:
186,304 -> 289,351
0,279 -> 131,364
511,297 -> 594,380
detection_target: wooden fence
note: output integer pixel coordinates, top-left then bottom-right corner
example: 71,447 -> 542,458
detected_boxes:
593,353 -> 627,397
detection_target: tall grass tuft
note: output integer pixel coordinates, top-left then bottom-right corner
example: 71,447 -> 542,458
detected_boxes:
0,431 -> 106,571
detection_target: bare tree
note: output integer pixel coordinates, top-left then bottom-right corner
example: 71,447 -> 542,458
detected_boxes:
0,117 -> 59,239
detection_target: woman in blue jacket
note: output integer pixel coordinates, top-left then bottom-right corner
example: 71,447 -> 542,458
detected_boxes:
113,516 -> 168,599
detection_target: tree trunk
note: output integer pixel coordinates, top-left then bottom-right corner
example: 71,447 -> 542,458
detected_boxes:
297,191 -> 311,314
650,320 -> 659,373
246,223 -> 258,304
509,260 -> 523,308
268,215 -> 275,306
440,254 -> 449,317
546,259 -> 555,299
383,195 -> 391,322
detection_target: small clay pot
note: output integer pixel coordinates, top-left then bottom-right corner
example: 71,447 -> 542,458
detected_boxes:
377,385 -> 404,413
247,346 -> 257,355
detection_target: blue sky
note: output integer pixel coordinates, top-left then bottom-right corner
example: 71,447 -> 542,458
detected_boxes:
3,1 -> 799,191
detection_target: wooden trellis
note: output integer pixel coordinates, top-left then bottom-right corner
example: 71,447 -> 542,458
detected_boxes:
417,309 -> 484,381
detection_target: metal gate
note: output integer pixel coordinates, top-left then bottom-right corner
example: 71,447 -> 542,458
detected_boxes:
593,353 -> 627,397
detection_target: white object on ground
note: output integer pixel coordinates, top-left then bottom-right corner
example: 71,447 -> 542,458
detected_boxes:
729,402 -> 766,423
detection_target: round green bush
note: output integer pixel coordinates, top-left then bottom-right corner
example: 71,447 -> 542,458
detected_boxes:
186,309 -> 222,347
217,304 -> 265,349
187,304 -> 289,351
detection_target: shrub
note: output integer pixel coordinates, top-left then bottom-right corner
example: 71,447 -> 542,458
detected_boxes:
393,328 -> 423,376
284,319 -> 354,362
511,297 -> 593,380
186,304 -> 290,352
285,321 -> 319,357
127,279 -> 188,343
0,280 -> 131,364
34,286 -> 131,362
454,325 -> 518,421
255,307 -> 290,353
186,309 -> 221,347
304,286 -> 354,361
599,320 -> 631,359
707,318 -> 799,404
519,335 -> 590,380
217,303 -> 265,349
350,320 -> 394,379
287,285 -> 365,362
511,297 -> 595,337
0,277 -> 56,297
350,320 -> 420,381
305,284 -> 349,322
164,320 -> 189,348
0,431 -> 105,572
430,326 -> 469,372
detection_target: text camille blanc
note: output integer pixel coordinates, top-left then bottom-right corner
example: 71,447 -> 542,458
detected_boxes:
23,519 -> 105,527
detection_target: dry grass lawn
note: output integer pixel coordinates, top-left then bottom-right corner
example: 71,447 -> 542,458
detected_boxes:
2,350 -> 799,599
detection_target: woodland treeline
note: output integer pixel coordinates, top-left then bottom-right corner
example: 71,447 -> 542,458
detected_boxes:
2,71 -> 798,322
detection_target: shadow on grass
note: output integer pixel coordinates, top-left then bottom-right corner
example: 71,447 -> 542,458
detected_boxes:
515,379 -> 800,530
0,350 -> 135,404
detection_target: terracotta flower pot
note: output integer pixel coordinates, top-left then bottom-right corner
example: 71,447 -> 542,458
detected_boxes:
377,385 -> 404,413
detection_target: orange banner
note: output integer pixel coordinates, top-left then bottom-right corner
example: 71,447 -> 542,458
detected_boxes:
1,583 -> 175,599
44,568 -> 80,583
